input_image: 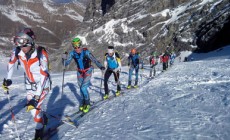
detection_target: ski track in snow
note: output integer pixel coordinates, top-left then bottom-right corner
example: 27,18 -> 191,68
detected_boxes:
1,46 -> 230,139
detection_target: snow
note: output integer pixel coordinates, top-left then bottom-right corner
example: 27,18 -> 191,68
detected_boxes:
210,0 -> 223,12
160,9 -> 170,17
0,45 -> 230,139
38,26 -> 56,36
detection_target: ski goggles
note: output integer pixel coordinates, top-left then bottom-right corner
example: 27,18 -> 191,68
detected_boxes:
72,41 -> 81,48
108,49 -> 114,54
74,46 -> 81,49
14,37 -> 29,47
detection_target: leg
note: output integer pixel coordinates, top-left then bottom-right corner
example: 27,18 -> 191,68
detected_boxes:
77,71 -> 84,105
134,67 -> 139,86
163,62 -> 166,70
128,67 -> 134,86
81,68 -> 93,105
104,69 -> 112,95
153,66 -> 156,76
149,65 -> 153,77
113,71 -> 121,91
28,88 -> 49,139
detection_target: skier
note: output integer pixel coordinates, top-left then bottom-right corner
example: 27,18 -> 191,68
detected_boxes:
62,37 -> 105,113
103,46 -> 122,99
127,48 -> 141,89
169,51 -> 176,66
2,28 -> 50,140
149,52 -> 159,77
161,51 -> 170,71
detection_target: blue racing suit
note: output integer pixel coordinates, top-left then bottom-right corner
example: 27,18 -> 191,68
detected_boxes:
64,48 -> 104,105
128,53 -> 140,86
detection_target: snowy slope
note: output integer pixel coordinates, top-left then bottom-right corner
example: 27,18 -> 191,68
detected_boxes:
0,46 -> 230,139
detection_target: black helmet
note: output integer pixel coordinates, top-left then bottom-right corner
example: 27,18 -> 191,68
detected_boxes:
108,46 -> 114,49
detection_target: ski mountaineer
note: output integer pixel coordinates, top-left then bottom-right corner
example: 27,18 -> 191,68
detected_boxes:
169,51 -> 176,66
103,46 -> 122,99
2,28 -> 50,140
149,51 -> 159,77
127,48 -> 142,89
62,37 -> 105,113
161,51 -> 170,71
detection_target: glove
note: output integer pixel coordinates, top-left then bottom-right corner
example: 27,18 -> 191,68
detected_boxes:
2,79 -> 12,91
25,97 -> 38,112
62,52 -> 68,60
100,66 -> 105,71
135,65 -> 139,69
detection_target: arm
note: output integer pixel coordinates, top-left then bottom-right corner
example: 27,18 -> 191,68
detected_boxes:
137,54 -> 143,68
127,55 -> 131,66
104,53 -> 108,68
115,52 -> 122,69
7,48 -> 18,80
87,51 -> 104,69
38,49 -> 50,95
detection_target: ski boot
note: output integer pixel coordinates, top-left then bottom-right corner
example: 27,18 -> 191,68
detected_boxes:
115,91 -> 121,96
134,80 -> 138,88
34,127 -> 44,140
127,85 -> 131,89
127,81 -> 132,89
103,94 -> 109,100
79,105 -> 84,111
83,105 -> 90,113
43,114 -> 48,130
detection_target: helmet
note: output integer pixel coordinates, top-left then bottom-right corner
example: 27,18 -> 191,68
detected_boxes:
152,52 -> 157,56
14,28 -> 35,47
72,37 -> 82,48
131,48 -> 136,54
21,28 -> 36,40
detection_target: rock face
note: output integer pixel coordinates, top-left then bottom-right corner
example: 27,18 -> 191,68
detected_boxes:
195,2 -> 230,52
0,0 -> 85,54
63,0 -> 229,72
1,0 -> 230,72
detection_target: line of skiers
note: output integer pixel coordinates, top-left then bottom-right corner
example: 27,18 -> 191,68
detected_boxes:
1,28 -> 176,140
149,50 -> 176,76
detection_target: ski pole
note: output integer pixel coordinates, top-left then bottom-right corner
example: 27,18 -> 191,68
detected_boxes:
61,59 -> 66,95
5,90 -> 20,140
99,70 -> 104,97
140,68 -> 143,83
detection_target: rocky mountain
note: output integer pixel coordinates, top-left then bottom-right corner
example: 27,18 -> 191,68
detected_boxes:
0,0 -> 230,72
82,0 -> 229,53
0,0 -> 86,54
57,0 -> 229,72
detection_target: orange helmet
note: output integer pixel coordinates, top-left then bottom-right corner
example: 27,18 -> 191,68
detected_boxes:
131,48 -> 136,54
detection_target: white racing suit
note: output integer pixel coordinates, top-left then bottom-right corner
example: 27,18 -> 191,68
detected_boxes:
7,47 -> 50,130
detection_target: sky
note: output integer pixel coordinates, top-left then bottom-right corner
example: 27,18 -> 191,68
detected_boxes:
0,45 -> 230,140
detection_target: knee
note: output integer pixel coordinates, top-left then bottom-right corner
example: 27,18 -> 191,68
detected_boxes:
34,117 -> 43,124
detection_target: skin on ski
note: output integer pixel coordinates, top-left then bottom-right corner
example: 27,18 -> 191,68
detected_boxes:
42,113 -> 80,139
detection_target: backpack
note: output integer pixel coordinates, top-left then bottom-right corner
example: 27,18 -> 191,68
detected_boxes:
151,57 -> 155,65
